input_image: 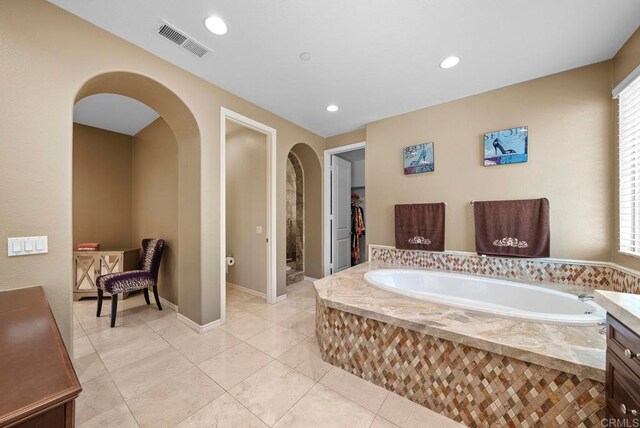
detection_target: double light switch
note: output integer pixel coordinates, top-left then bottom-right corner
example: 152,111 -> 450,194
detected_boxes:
7,236 -> 48,256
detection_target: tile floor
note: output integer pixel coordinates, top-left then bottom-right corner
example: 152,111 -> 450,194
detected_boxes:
72,281 -> 462,427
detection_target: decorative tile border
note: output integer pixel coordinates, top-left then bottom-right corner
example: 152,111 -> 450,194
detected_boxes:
369,245 -> 640,294
316,302 -> 606,427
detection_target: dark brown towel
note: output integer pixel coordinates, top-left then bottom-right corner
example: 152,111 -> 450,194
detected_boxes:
473,198 -> 550,258
395,203 -> 445,251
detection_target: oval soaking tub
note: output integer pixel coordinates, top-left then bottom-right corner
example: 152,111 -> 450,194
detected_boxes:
363,269 -> 606,325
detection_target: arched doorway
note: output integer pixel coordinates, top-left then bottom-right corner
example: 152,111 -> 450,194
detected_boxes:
72,71 -> 202,326
285,143 -> 323,287
286,151 -> 304,284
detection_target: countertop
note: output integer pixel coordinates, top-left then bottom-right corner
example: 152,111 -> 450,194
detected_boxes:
314,262 -> 607,382
595,289 -> 640,334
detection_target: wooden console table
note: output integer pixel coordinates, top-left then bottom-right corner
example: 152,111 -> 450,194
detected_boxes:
73,249 -> 140,301
0,286 -> 81,427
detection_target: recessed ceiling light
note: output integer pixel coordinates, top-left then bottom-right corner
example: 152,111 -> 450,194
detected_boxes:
205,16 -> 228,35
326,104 -> 339,112
299,52 -> 311,61
440,56 -> 460,69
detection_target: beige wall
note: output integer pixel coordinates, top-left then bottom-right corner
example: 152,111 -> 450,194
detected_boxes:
132,118 -> 179,304
225,126 -> 268,294
290,143 -> 323,279
613,26 -> 640,88
612,26 -> 640,270
326,128 -> 366,149
73,124 -> 133,248
0,0 -> 324,347
332,62 -> 613,260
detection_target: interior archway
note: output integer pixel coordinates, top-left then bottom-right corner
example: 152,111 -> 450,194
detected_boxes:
286,151 -> 304,284
73,71 -> 203,324
287,142 -> 323,283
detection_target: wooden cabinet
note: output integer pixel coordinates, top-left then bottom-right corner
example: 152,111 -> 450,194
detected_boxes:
0,286 -> 81,427
73,249 -> 139,300
606,315 -> 640,423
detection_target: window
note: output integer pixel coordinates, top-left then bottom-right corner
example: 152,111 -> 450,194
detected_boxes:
619,73 -> 640,255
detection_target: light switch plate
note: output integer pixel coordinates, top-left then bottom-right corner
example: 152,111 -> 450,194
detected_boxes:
256,226 -> 263,235
8,236 -> 48,257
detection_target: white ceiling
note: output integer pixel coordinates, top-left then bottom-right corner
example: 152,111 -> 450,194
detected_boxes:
74,94 -> 159,136
52,0 -> 640,137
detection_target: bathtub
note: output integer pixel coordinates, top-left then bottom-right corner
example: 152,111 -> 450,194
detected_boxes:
363,269 -> 606,325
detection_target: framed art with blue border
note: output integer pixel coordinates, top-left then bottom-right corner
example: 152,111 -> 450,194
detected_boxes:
483,126 -> 528,166
403,142 -> 434,175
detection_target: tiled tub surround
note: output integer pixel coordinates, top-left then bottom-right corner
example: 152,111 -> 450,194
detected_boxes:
312,248 -> 635,426
369,245 -> 640,294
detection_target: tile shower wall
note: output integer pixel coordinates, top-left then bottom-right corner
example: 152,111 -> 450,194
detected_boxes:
316,303 -> 606,427
369,245 -> 640,295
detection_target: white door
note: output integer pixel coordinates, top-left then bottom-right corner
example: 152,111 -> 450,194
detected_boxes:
331,155 -> 352,273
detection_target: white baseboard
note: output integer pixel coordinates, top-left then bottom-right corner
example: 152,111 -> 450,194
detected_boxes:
303,276 -> 318,282
177,313 -> 223,334
226,282 -> 267,299
275,293 -> 287,302
159,297 -> 178,312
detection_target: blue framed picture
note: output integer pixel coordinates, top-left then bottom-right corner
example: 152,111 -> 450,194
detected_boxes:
403,142 -> 434,175
483,127 -> 528,166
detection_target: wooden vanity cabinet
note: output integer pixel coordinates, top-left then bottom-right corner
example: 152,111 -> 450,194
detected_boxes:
606,315 -> 640,423
0,286 -> 81,427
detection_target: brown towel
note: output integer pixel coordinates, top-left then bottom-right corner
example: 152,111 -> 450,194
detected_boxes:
473,198 -> 549,258
395,203 -> 445,251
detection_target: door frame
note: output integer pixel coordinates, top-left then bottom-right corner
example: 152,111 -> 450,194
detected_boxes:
323,141 -> 366,277
220,107 -> 277,324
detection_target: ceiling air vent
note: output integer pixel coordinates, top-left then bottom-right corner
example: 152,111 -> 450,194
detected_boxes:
157,22 -> 211,58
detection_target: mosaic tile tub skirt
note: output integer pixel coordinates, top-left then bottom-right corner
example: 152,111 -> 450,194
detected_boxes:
316,302 -> 606,427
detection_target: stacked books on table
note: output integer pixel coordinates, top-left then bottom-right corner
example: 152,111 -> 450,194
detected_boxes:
76,243 -> 100,251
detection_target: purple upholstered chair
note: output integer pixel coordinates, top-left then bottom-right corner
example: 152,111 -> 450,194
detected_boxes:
96,239 -> 165,327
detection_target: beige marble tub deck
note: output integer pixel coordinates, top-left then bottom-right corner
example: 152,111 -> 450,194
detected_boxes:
314,262 -> 607,382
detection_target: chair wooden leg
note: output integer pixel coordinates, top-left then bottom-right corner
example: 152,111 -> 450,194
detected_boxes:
110,294 -> 118,328
143,288 -> 150,305
152,286 -> 162,311
96,289 -> 103,317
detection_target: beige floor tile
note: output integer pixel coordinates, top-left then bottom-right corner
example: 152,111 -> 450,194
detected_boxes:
126,366 -> 224,428
79,309 -> 144,335
110,347 -> 195,399
225,309 -> 249,322
176,393 -> 267,428
274,383 -> 375,428
74,351 -> 107,383
229,361 -> 315,426
173,328 -> 242,364
320,367 -> 388,413
303,305 -> 316,314
246,325 -> 306,358
247,302 -> 301,323
75,374 -> 125,425
281,295 -> 315,310
74,336 -> 96,359
74,316 -> 87,339
277,311 -> 315,336
96,332 -> 170,372
78,403 -> 139,428
378,393 -> 464,428
277,336 -> 332,381
137,309 -> 179,332
158,321 -> 200,346
220,313 -> 274,341
88,323 -> 153,351
370,416 -> 401,428
198,342 -> 272,390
